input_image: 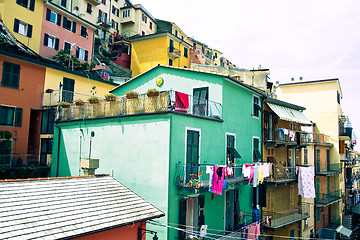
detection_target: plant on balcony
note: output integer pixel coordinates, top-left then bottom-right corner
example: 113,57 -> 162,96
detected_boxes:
45,88 -> 54,93
74,99 -> 84,106
58,101 -> 70,108
146,88 -> 159,97
105,93 -> 117,102
88,96 -> 99,104
187,171 -> 204,189
125,90 -> 138,99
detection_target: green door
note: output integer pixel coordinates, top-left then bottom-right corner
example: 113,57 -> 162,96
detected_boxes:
186,130 -> 199,182
316,177 -> 320,200
326,149 -> 330,171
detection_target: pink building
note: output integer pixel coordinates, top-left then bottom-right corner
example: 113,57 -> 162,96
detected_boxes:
40,1 -> 97,62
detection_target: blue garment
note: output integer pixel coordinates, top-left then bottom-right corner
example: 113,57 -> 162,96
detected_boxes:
252,208 -> 260,222
279,128 -> 285,140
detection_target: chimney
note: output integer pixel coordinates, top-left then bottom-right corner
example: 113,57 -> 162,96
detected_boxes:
299,76 -> 303,81
80,158 -> 99,175
291,77 -> 295,81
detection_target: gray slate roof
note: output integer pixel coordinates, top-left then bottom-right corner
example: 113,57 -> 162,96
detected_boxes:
0,175 -> 164,240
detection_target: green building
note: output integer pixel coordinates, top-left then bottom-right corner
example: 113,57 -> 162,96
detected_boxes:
51,65 -> 264,239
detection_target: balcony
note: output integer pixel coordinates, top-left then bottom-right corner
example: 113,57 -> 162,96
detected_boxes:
316,190 -> 343,206
339,115 -> 352,141
316,163 -> 342,175
87,0 -> 101,5
42,90 -> 98,107
266,166 -> 297,184
97,16 -> 111,29
168,47 -> 181,59
264,128 -> 300,147
57,91 -> 222,121
174,163 -> 244,190
120,12 -> 135,25
262,205 -> 310,230
300,132 -> 332,145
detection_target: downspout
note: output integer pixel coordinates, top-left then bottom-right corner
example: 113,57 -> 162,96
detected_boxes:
55,124 -> 62,177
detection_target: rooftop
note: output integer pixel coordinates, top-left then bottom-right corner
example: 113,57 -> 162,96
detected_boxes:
0,175 -> 164,240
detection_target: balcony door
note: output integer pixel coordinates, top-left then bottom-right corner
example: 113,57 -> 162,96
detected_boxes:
179,196 -> 205,239
193,87 -> 208,116
62,77 -> 74,103
225,189 -> 240,231
186,129 -> 200,182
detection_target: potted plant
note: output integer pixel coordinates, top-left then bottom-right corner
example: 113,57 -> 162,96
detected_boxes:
125,90 -> 138,99
105,93 -> 117,102
45,88 -> 54,93
147,88 -> 159,97
74,99 -> 84,106
88,96 -> 99,104
58,101 -> 70,108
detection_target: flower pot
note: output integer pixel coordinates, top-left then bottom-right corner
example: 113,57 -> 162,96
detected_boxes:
61,105 -> 70,108
46,89 -> 54,93
89,100 -> 99,104
75,102 -> 84,106
106,97 -> 116,102
126,94 -> 138,99
147,92 -> 159,97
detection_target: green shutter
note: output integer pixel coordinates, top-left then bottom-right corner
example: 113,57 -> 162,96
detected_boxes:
14,108 -> 22,127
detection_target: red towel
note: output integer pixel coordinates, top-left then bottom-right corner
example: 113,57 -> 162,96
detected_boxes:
175,91 -> 189,112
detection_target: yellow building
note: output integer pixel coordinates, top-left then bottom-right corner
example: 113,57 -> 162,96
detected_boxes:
0,0 -> 44,53
188,37 -> 223,66
130,32 -> 192,77
276,79 -> 346,237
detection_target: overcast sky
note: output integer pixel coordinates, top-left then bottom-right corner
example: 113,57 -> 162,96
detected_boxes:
143,0 -> 360,151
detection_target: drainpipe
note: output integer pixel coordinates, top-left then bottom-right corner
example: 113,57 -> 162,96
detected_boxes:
55,124 -> 62,177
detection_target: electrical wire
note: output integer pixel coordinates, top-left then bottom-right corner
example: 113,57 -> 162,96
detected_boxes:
149,220 -> 337,240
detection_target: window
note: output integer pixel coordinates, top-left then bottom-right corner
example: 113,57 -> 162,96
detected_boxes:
141,31 -> 145,36
41,109 -> 55,134
80,26 -> 88,38
16,0 -> 35,11
100,30 -> 106,40
168,58 -> 173,66
101,0 -> 106,5
86,3 -> 92,14
227,134 -> 241,165
122,9 -> 130,18
98,10 -> 107,23
150,21 -> 152,30
62,17 -> 76,33
0,106 -> 22,126
62,77 -> 74,103
13,19 -> 32,38
253,95 -> 260,118
46,9 -> 61,26
40,138 -> 53,166
193,87 -> 208,116
290,122 -> 295,131
43,33 -> 59,50
316,207 -> 320,223
64,42 -> 71,53
175,29 -> 178,37
186,129 -> 200,182
142,13 -> 147,23
337,91 -> 340,104
61,0 -> 67,7
111,20 -> 118,30
253,137 -> 261,162
304,149 -> 308,164
76,47 -> 88,61
215,52 -> 218,58
1,61 -> 21,89
184,47 -> 188,58
112,6 -> 119,16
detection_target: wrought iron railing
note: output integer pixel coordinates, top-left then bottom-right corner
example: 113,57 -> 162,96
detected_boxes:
267,166 -> 297,182
57,90 -> 222,121
316,190 -> 343,206
262,204 -> 310,229
174,163 -> 243,189
316,163 -> 342,175
264,128 -> 298,143
42,89 -> 101,107
97,16 -> 111,26
300,132 -> 332,144
168,47 -> 181,57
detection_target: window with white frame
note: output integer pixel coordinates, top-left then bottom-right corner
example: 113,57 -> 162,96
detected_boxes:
76,47 -> 88,61
122,9 -> 130,18
80,26 -> 87,38
46,8 -> 61,26
253,137 -> 261,162
86,3 -> 92,14
64,42 -> 71,53
112,6 -> 119,16
226,133 -> 241,165
43,33 -> 59,50
142,13 -> 147,23
253,95 -> 260,118
13,19 -> 32,38
63,17 -> 76,33
16,0 -> 35,11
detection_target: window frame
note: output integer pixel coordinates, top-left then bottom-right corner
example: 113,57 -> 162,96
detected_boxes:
44,33 -> 59,50
80,26 -> 88,38
253,136 -> 261,162
168,58 -> 173,66
185,127 -> 201,164
86,3 -> 92,14
16,0 -> 35,11
76,47 -> 88,61
1,61 -> 21,89
122,9 -> 130,18
0,105 -> 22,127
14,19 -> 32,38
184,47 -> 188,58
253,95 -> 261,118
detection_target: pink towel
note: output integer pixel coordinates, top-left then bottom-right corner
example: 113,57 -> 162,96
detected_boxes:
175,91 -> 189,112
248,167 -> 254,185
211,166 -> 224,195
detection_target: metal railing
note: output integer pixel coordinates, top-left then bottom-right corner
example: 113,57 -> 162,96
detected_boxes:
42,89 -> 101,107
264,128 -> 298,144
316,190 -> 343,206
267,166 -> 297,182
174,163 -> 243,189
97,16 -> 111,27
262,204 -> 310,229
300,132 -> 332,144
0,153 -> 49,169
316,163 -> 342,175
168,47 -> 181,58
57,90 -> 222,121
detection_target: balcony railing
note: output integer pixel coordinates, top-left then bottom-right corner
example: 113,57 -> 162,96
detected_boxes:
42,89 -> 100,107
300,132 -> 332,145
264,128 -> 298,145
57,91 -> 222,121
0,153 -> 50,169
266,166 -> 297,183
174,163 -> 243,189
97,16 -> 111,28
262,204 -> 310,229
316,190 -> 343,206
316,163 -> 342,175
168,47 -> 181,58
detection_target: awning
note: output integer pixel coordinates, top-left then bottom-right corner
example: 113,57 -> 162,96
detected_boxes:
336,225 -> 352,237
267,102 -> 312,125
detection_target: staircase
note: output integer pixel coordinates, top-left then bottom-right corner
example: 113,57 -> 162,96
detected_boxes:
341,215 -> 353,239
320,228 -> 336,239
